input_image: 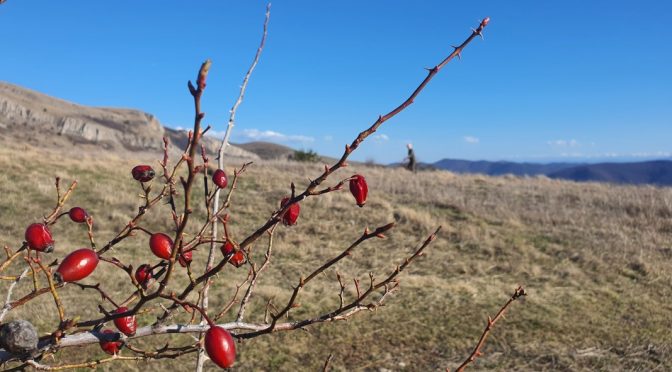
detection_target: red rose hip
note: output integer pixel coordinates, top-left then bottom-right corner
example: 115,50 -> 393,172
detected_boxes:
212,169 -> 228,189
25,223 -> 54,252
113,307 -> 138,337
131,165 -> 155,182
178,249 -> 193,267
149,233 -> 173,260
68,207 -> 88,223
205,326 -> 236,369
280,197 -> 300,226
134,264 -> 153,288
54,248 -> 99,283
221,241 -> 245,268
99,329 -> 122,355
349,174 -> 368,207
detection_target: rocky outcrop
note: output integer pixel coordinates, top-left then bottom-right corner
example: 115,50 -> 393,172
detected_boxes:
0,81 -> 258,159
0,82 -> 165,150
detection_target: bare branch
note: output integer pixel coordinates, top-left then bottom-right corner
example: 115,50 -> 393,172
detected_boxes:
236,226 -> 275,322
454,286 -> 526,372
0,267 -> 29,322
322,353 -> 334,372
33,258 -> 65,325
198,10 -> 271,371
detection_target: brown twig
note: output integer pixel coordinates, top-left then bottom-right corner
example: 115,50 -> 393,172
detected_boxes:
239,227 -> 440,338
182,162 -> 252,252
72,282 -> 120,308
213,276 -> 249,322
266,223 -> 394,330
322,353 -> 334,372
33,258 -> 66,325
236,226 -> 275,322
454,286 -> 527,372
85,215 -> 96,249
8,283 -> 65,311
25,350 -> 197,371
0,247 -> 25,273
158,59 -> 211,295
45,179 -> 77,224
26,257 -> 41,292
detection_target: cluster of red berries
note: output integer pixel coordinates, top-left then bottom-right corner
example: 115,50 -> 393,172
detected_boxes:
24,206 -> 89,254
277,173 -> 368,226
221,240 -> 245,267
25,208 -> 99,285
99,329 -> 122,355
98,304 -> 139,355
22,165 -> 369,367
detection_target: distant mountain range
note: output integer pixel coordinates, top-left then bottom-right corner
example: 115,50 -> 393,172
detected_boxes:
546,160 -> 672,186
432,159 -> 578,176
430,158 -> 672,186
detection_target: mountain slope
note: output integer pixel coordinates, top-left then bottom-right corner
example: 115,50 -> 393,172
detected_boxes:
235,141 -> 295,160
0,81 -> 164,150
548,160 -> 672,186
431,158 -> 672,186
1,147 -> 670,371
432,158 -> 580,176
0,81 -> 258,159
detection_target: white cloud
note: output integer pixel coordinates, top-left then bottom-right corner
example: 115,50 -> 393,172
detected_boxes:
548,139 -> 580,147
323,135 -> 333,142
463,136 -> 479,144
632,151 -> 672,157
205,130 -> 226,139
373,134 -> 389,142
239,129 -> 314,143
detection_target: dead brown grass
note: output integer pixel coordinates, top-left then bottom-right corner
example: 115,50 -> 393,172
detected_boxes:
1,141 -> 671,371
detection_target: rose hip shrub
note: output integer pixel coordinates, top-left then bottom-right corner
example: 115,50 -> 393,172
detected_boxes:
0,15 -> 497,371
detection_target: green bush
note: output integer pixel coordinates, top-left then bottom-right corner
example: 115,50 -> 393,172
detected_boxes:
292,149 -> 320,162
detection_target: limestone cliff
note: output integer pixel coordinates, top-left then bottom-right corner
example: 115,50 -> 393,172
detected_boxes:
0,81 -> 259,160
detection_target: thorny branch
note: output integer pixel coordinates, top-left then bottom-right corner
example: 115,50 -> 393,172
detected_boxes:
454,286 -> 527,372
45,179 -> 77,225
239,226 -> 440,339
235,17 -> 491,254
33,258 -> 65,325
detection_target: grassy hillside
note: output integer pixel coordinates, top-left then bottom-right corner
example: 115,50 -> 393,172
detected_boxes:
1,141 -> 671,371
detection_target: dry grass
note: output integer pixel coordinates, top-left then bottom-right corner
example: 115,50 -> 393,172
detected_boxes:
1,141 -> 671,371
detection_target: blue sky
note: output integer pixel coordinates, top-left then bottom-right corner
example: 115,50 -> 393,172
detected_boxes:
1,1 -> 671,164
